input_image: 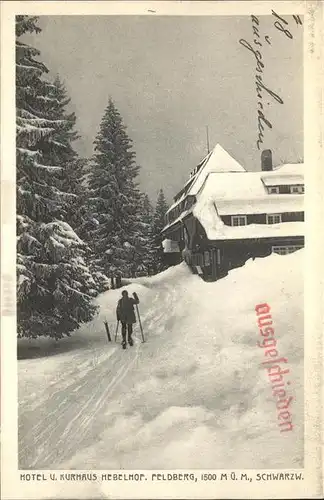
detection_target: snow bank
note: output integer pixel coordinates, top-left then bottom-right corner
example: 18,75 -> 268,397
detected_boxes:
162,238 -> 180,253
40,249 -> 304,472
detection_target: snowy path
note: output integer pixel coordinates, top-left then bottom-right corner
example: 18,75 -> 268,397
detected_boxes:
18,282 -> 173,469
19,345 -> 136,468
20,331 -> 145,469
18,258 -> 303,470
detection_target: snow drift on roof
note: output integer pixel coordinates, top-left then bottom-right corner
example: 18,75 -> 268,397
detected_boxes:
215,197 -> 304,216
261,175 -> 303,186
193,160 -> 304,240
261,163 -> 304,186
162,208 -> 193,232
165,152 -> 304,227
166,144 -> 245,215
184,152 -> 211,187
193,195 -> 304,241
197,170 -> 304,215
188,144 -> 246,196
166,191 -> 186,213
206,144 -> 246,173
272,163 -> 304,175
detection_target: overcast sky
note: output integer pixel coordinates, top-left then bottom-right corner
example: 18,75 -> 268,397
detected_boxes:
28,15 -> 303,202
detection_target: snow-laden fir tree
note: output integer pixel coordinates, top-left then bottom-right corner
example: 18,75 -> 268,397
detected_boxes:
142,193 -> 154,225
87,98 -> 149,283
46,76 -> 99,297
16,16 -> 97,338
151,189 -> 169,273
47,77 -> 92,237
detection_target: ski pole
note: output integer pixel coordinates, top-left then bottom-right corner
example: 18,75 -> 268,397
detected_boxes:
135,303 -> 145,343
114,320 -> 119,342
104,319 -> 111,342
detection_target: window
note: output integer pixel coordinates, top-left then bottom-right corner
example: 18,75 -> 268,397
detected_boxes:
192,253 -> 204,267
231,215 -> 247,226
204,251 -> 211,266
216,248 -> 221,265
185,195 -> 196,210
266,213 -> 282,224
272,245 -> 303,255
290,185 -> 304,194
268,186 -> 280,194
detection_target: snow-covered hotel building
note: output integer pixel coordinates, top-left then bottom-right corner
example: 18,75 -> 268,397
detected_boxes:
161,144 -> 304,281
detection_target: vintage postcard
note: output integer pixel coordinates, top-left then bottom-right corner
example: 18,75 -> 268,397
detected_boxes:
1,0 -> 323,499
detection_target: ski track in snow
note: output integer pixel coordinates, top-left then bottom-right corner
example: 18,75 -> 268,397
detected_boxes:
18,256 -> 304,473
18,284 -> 168,470
19,339 -> 140,469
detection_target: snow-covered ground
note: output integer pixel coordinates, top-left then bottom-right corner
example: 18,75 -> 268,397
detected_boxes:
18,250 -> 303,471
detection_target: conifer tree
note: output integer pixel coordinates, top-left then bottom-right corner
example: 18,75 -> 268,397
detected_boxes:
46,77 -> 90,236
47,76 -> 99,296
41,75 -> 79,164
87,98 -> 148,282
151,189 -> 169,273
141,194 -> 154,275
16,16 -> 97,338
142,194 -> 153,226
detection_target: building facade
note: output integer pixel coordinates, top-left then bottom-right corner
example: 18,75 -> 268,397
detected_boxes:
162,145 -> 304,281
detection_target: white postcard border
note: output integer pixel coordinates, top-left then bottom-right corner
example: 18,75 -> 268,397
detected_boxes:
1,1 -> 323,499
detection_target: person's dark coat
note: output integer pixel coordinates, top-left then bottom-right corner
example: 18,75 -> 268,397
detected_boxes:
116,294 -> 139,324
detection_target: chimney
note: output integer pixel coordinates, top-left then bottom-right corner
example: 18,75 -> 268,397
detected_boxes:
261,149 -> 273,171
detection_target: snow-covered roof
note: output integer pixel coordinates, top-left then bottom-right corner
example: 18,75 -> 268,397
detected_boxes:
162,208 -> 193,232
187,144 -> 246,196
166,144 -> 245,216
163,143 -> 304,237
193,162 -> 304,240
167,191 -> 187,213
193,196 -> 304,241
184,152 -> 211,187
197,165 -> 304,216
261,164 -> 304,186
265,163 -> 304,176
215,196 -> 303,216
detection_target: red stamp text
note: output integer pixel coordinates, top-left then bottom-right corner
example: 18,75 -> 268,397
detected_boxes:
256,303 -> 293,433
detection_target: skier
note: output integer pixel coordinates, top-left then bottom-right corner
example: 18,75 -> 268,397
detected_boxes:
116,290 -> 140,349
